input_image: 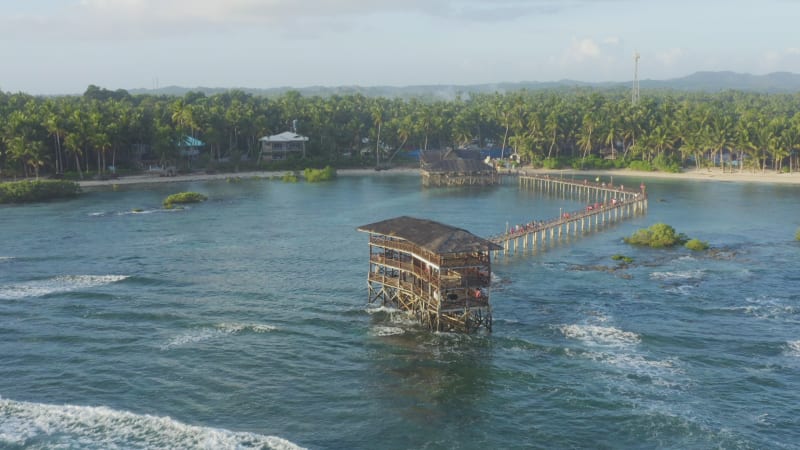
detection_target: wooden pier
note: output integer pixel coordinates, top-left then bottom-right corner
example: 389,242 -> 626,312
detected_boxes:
489,175 -> 648,255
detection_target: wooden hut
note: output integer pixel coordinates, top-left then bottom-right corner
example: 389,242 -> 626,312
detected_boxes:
357,216 -> 501,333
420,149 -> 498,187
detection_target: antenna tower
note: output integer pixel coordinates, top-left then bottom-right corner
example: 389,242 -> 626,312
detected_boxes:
632,52 -> 640,105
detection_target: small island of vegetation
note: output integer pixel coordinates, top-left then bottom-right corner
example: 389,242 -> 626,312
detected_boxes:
162,192 -> 207,209
0,180 -> 81,204
624,223 -> 709,250
303,166 -> 336,182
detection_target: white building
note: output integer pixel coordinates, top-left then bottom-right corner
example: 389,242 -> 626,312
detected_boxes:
258,131 -> 309,161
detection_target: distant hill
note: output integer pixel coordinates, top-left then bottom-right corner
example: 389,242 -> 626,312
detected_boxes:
639,71 -> 800,93
128,71 -> 800,98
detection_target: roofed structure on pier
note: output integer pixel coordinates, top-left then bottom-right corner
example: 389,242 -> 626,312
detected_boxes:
419,149 -> 498,187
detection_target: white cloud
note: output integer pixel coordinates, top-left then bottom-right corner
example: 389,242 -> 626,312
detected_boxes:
602,36 -> 620,45
0,0 -> 610,40
564,37 -> 601,63
655,48 -> 685,67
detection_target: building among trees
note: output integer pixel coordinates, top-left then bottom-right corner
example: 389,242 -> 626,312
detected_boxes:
258,131 -> 309,161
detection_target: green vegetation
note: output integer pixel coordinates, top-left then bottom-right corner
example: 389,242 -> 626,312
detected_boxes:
303,166 -> 336,182
162,192 -> 207,209
0,180 -> 80,204
1,85 -> 799,178
623,223 -> 689,248
281,172 -> 298,183
611,254 -> 634,264
684,239 -> 710,251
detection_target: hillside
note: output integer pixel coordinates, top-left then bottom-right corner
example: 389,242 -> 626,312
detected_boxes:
128,71 -> 800,98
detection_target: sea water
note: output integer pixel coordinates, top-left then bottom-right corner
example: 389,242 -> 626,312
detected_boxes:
1,174 -> 799,449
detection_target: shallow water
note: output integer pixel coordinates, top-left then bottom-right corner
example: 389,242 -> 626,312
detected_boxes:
1,174 -> 799,449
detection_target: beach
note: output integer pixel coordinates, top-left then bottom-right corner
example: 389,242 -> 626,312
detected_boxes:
76,166 -> 800,188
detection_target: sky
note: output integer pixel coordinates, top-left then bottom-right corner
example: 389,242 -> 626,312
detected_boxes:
1,0 -> 799,95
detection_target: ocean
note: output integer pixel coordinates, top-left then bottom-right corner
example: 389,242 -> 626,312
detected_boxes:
1,173 -> 799,449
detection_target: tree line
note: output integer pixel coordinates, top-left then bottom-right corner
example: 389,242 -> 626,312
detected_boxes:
1,84 -> 799,179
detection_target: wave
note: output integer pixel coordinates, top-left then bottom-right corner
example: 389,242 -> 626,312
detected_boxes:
742,296 -> 798,320
0,275 -> 129,300
0,396 -> 305,450
559,324 -> 641,347
650,270 -> 705,282
665,285 -> 695,296
89,208 -> 187,218
364,305 -> 399,315
369,326 -> 406,337
785,340 -> 800,357
160,323 -> 276,350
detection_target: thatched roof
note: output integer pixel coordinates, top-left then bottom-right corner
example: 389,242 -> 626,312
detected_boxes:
422,158 -> 493,174
357,216 -> 501,254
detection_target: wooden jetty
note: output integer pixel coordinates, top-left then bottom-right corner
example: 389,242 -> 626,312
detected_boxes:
357,216 -> 501,333
489,175 -> 648,255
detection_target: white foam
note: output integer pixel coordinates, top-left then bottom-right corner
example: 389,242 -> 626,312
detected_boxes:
161,323 -> 276,350
559,324 -> 641,347
117,209 -> 161,216
0,275 -> 129,300
369,326 -> 406,337
364,305 -> 398,315
665,285 -> 695,295
0,257 -> 13,263
650,270 -> 704,281
786,340 -> 800,357
742,296 -> 797,320
0,396 -> 305,449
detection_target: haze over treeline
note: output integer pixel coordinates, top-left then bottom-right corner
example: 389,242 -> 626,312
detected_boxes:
126,71 -> 800,99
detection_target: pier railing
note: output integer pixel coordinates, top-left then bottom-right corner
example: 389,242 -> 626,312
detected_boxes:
489,174 -> 648,255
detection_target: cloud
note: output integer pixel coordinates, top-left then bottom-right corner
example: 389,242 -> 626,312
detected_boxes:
561,36 -> 623,64
565,38 -> 601,62
0,0 -> 615,40
655,48 -> 685,67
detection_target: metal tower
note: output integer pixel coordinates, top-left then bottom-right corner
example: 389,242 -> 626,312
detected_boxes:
632,52 -> 640,105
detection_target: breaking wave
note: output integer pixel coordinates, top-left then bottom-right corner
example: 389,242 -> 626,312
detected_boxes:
0,275 -> 129,300
0,396 -> 305,450
369,326 -> 406,337
559,324 -> 641,347
650,270 -> 705,282
160,323 -> 276,350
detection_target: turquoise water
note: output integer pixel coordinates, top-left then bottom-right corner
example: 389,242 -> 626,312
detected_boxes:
1,174 -> 799,449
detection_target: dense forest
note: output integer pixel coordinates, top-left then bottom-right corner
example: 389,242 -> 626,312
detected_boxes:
1,85 -> 799,179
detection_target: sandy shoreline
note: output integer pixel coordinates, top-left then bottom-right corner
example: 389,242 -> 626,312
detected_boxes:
76,166 -> 800,188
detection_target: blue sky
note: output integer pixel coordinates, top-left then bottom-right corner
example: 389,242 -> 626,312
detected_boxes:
2,0 -> 799,95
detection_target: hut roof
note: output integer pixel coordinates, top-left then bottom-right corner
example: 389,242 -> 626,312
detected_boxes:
259,131 -> 309,143
357,216 -> 501,254
422,158 -> 493,174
